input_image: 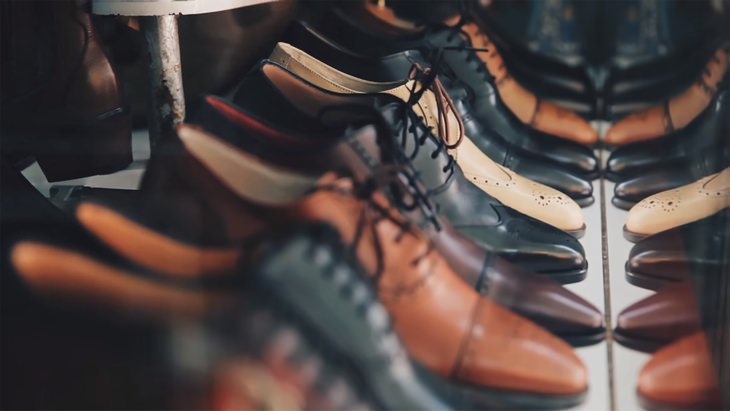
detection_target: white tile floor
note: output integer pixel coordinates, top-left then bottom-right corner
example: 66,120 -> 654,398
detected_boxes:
21,130 -> 657,411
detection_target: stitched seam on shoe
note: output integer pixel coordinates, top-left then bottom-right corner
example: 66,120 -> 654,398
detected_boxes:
449,297 -> 484,379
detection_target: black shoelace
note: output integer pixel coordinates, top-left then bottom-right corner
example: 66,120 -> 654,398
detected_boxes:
386,62 -> 466,199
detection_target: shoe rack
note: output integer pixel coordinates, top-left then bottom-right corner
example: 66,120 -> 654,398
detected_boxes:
10,1 -> 728,409
90,0 -> 278,148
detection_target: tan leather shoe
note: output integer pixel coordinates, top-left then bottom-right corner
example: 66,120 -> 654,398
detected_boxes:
267,43 -> 585,233
638,332 -> 722,410
606,46 -> 729,145
625,167 -> 730,241
444,16 -> 598,145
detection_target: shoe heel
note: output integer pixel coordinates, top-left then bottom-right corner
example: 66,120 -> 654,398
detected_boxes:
35,108 -> 133,182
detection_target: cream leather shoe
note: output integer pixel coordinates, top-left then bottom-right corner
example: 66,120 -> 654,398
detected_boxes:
625,167 -> 730,241
268,43 -> 585,233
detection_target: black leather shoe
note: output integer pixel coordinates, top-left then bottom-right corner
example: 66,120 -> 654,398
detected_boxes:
280,21 -> 595,203
223,65 -> 588,281
607,88 -> 729,182
613,142 -> 730,209
625,210 -> 730,290
312,11 -> 601,181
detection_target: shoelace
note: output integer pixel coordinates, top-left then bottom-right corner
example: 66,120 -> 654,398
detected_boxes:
404,62 -> 465,150
317,165 -> 438,283
418,3 -> 495,85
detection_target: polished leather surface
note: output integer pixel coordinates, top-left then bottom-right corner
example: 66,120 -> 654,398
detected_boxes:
191,100 -> 602,342
0,0 -> 132,181
252,224 -> 466,410
356,2 -> 596,145
605,48 -> 729,145
475,7 -> 596,119
638,332 -> 722,410
613,141 -> 730,209
263,45 -> 586,232
223,65 -> 588,279
315,9 -> 601,173
614,282 -> 701,352
287,190 -> 588,402
162,130 -> 590,402
625,168 -> 730,239
626,210 -> 729,289
607,89 -> 730,182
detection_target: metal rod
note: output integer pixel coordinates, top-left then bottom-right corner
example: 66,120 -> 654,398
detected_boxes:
140,15 -> 185,150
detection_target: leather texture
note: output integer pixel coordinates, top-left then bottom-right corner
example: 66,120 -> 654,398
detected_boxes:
614,281 -> 701,352
179,113 -> 603,344
605,47 -> 729,145
613,141 -> 730,210
607,89 -> 730,182
266,43 -> 586,232
447,15 -> 597,145
0,0 -> 132,181
358,3 -> 598,145
225,62 -> 589,277
153,126 -> 591,404
316,8 -> 601,173
625,168 -> 730,239
638,332 -> 722,410
625,210 -> 730,290
251,223 -> 469,410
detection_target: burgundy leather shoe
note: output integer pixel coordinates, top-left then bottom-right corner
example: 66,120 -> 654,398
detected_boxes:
614,282 -> 702,352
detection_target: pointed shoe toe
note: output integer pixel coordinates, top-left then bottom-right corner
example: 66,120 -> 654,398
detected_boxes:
625,168 -> 730,239
614,282 -> 701,352
638,332 -> 722,410
486,258 -> 604,346
516,162 -> 594,203
453,298 -> 588,409
626,232 -> 691,289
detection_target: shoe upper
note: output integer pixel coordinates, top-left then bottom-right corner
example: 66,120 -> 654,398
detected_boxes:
265,43 -> 585,232
625,168 -> 730,237
607,88 -> 730,181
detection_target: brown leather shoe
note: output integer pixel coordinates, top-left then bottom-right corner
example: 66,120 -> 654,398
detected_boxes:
605,45 -> 729,145
118,125 -> 589,406
178,128 -> 588,405
0,0 -> 132,181
614,281 -> 701,352
638,332 -> 722,410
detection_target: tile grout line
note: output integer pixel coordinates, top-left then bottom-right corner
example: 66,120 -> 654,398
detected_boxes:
598,132 -> 616,411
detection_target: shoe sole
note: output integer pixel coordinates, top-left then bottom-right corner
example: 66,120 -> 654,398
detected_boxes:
566,223 -> 586,239
456,382 -> 588,410
624,263 -> 678,291
540,266 -> 587,285
622,225 -> 648,243
612,330 -> 670,353
562,328 -> 606,348
611,196 -> 637,210
637,392 -> 721,411
574,195 -> 595,208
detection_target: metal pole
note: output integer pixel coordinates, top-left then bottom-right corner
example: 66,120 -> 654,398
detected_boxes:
140,15 -> 185,150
